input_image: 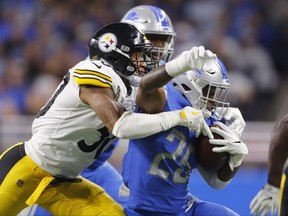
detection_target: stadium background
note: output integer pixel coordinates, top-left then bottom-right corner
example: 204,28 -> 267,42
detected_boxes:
0,0 -> 287,215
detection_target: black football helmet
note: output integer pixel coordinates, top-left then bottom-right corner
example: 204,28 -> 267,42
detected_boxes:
88,22 -> 156,76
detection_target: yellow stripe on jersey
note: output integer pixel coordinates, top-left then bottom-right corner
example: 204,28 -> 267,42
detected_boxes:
73,69 -> 112,88
74,69 -> 112,82
73,77 -> 112,88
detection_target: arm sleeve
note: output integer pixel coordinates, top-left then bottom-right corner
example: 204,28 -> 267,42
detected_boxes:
112,110 -> 181,139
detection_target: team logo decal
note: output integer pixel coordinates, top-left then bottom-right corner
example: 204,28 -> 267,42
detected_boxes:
98,33 -> 117,53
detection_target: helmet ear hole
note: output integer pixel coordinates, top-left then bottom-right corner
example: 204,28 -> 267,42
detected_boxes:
181,84 -> 192,91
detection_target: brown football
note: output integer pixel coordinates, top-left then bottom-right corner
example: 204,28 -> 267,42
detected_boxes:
195,131 -> 229,172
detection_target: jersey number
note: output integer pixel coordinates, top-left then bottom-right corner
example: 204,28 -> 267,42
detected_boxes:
148,129 -> 193,183
77,127 -> 116,159
35,72 -> 116,159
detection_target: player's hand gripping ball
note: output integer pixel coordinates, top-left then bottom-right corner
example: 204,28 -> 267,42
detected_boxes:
195,125 -> 229,172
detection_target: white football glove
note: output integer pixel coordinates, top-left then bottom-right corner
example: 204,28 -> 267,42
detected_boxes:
179,106 -> 213,139
250,183 -> 280,216
165,46 -> 217,77
217,107 -> 246,138
209,121 -> 248,170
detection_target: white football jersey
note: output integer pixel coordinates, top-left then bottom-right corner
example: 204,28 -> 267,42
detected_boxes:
25,59 -> 135,178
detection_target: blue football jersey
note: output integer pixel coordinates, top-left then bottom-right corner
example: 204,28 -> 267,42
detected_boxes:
122,82 -> 216,214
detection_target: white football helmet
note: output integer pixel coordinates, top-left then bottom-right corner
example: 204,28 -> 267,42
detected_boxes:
172,58 -> 230,120
121,5 -> 176,63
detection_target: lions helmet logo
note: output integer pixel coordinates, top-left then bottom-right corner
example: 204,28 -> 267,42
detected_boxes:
98,33 -> 117,53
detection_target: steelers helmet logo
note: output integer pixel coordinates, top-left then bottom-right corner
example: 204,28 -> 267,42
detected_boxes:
98,33 -> 117,53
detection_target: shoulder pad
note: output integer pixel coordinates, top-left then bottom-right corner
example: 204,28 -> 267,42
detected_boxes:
72,60 -> 112,88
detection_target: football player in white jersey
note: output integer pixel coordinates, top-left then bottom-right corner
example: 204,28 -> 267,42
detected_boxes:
0,21 -> 217,215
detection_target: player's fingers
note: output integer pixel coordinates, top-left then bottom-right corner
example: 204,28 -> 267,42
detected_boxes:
210,127 -> 228,138
251,202 -> 262,215
202,124 -> 213,139
261,208 -> 269,216
250,198 -> 263,215
271,204 -> 277,216
191,47 -> 198,59
205,50 -> 216,58
209,139 -> 228,146
213,121 -> 231,132
250,196 -> 258,209
212,145 -> 229,153
198,46 -> 205,58
224,110 -> 233,121
251,205 -> 260,216
258,200 -> 270,216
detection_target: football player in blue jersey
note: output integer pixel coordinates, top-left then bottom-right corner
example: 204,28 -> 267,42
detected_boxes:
120,5 -> 246,138
122,56 -> 248,216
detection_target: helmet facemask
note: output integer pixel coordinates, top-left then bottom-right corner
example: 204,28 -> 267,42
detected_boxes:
120,42 -> 157,87
129,43 -> 158,77
146,34 -> 175,63
193,82 -> 230,120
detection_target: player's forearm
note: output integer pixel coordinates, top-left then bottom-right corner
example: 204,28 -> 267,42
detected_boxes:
197,165 -> 231,190
217,161 -> 239,182
138,65 -> 173,93
112,110 -> 182,139
268,144 -> 288,187
268,163 -> 284,187
268,115 -> 288,187
199,162 -> 238,190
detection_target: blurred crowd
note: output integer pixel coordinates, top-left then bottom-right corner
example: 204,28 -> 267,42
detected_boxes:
0,0 -> 287,121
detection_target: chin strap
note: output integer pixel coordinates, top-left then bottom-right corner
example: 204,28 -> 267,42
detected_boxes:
119,74 -> 132,96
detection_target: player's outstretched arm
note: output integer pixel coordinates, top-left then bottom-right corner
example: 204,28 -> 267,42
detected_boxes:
250,114 -> 288,216
80,85 -> 212,139
197,165 -> 233,190
137,46 -> 216,114
112,106 -> 213,139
